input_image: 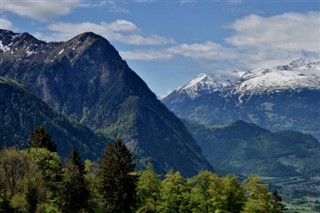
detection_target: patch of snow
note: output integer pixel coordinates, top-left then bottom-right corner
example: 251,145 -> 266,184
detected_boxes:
234,59 -> 320,94
58,49 -> 64,55
0,41 -> 10,52
26,49 -> 36,56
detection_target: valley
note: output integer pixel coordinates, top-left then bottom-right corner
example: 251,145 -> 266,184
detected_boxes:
1,29 -> 319,212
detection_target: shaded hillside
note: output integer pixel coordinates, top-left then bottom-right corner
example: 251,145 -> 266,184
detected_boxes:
184,119 -> 320,177
0,77 -> 108,160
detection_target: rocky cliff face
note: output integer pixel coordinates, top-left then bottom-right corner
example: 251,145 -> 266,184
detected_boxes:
0,30 -> 213,176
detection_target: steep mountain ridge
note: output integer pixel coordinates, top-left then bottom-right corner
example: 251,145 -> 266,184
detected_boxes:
0,30 -> 213,176
163,59 -> 320,139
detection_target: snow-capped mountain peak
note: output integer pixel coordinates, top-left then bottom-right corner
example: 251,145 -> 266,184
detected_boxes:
176,72 -> 238,99
172,59 -> 320,99
235,59 -> 320,94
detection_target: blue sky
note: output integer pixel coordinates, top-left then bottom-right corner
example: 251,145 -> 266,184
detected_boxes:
1,0 -> 319,97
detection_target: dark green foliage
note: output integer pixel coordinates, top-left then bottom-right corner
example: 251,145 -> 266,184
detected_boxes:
270,190 -> 287,213
184,119 -> 320,177
29,126 -> 57,152
25,182 -> 38,213
0,200 -> 15,213
99,139 -> 138,212
61,148 -> 90,213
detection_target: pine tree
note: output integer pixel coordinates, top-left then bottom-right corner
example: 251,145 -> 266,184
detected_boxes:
99,139 -> 138,213
29,126 -> 57,152
61,148 -> 90,213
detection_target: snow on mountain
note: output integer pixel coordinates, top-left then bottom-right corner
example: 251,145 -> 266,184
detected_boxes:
171,59 -> 320,99
175,72 -> 240,99
234,59 -> 320,94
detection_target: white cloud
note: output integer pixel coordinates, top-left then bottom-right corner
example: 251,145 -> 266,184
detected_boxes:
121,11 -> 319,73
120,49 -> 174,61
120,41 -> 236,61
167,41 -> 236,60
2,0 -> 83,20
0,18 -> 13,30
40,20 -> 175,45
224,12 -> 320,68
226,12 -> 320,53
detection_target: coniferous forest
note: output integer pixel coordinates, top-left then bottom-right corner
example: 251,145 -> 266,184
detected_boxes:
0,127 -> 287,213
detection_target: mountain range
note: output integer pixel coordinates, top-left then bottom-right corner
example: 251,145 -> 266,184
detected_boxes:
0,30 -> 213,177
163,59 -> 320,140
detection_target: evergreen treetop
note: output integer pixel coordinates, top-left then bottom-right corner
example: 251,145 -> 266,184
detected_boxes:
29,126 -> 57,152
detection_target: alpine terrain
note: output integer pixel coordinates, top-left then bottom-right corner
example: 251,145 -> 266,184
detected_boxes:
163,59 -> 320,140
0,30 -> 213,177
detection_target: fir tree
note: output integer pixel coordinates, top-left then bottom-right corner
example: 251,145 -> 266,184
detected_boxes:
61,148 -> 90,213
29,126 -> 57,152
99,139 -> 138,213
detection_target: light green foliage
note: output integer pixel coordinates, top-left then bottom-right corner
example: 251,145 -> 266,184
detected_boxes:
0,148 -> 48,212
84,160 -> 103,210
136,164 -> 161,213
0,148 -> 28,201
188,171 -> 219,213
220,174 -> 246,213
157,171 -> 191,213
242,176 -> 272,213
0,146 -> 287,213
27,148 -> 63,201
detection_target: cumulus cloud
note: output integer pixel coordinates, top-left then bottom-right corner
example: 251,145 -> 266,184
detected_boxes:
38,20 -> 175,45
121,11 -> 319,71
224,11 -> 320,68
0,18 -> 13,30
226,12 -> 320,53
2,0 -> 83,20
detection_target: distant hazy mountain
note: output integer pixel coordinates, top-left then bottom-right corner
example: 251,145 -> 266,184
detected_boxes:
163,59 -> 320,139
0,30 -> 213,176
0,77 -> 108,159
184,119 -> 320,177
